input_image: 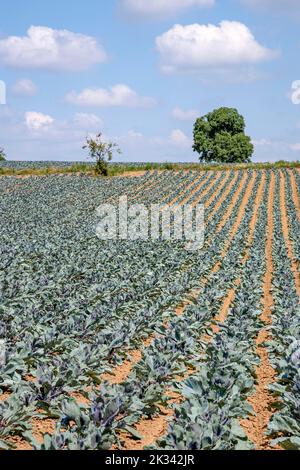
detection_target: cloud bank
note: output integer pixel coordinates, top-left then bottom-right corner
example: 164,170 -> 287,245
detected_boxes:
0,26 -> 107,71
65,84 -> 156,108
12,79 -> 38,97
156,21 -> 278,74
172,107 -> 199,121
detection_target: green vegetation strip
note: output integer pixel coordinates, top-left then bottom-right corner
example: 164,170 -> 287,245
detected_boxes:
1,160 -> 300,177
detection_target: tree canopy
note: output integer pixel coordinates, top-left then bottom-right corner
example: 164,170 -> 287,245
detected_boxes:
193,107 -> 254,164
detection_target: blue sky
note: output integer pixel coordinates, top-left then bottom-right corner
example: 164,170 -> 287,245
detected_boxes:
0,0 -> 300,162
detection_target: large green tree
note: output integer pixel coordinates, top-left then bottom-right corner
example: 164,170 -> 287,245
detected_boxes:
193,107 -> 253,163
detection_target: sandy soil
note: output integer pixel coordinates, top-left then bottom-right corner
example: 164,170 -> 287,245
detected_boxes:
114,171 -> 148,178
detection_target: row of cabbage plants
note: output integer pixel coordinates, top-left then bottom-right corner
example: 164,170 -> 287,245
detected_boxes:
266,170 -> 300,450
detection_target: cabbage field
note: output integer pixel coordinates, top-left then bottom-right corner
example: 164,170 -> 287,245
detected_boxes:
0,168 -> 299,451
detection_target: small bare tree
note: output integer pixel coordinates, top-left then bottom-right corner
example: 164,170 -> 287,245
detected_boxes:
83,133 -> 121,176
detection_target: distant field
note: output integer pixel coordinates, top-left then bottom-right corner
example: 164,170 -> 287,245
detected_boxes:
0,169 -> 299,450
1,160 -> 300,177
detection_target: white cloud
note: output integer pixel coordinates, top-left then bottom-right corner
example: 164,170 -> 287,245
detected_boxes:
73,113 -> 103,129
116,130 -> 145,147
0,26 -> 107,71
151,129 -> 191,147
170,129 -> 191,147
23,110 -> 103,136
117,128 -> 191,149
127,130 -> 143,139
24,111 -> 104,138
25,111 -> 54,131
65,84 -> 156,108
119,0 -> 214,18
252,138 -> 276,147
172,107 -> 199,121
252,138 -> 300,153
156,21 -> 278,74
12,79 -> 38,97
